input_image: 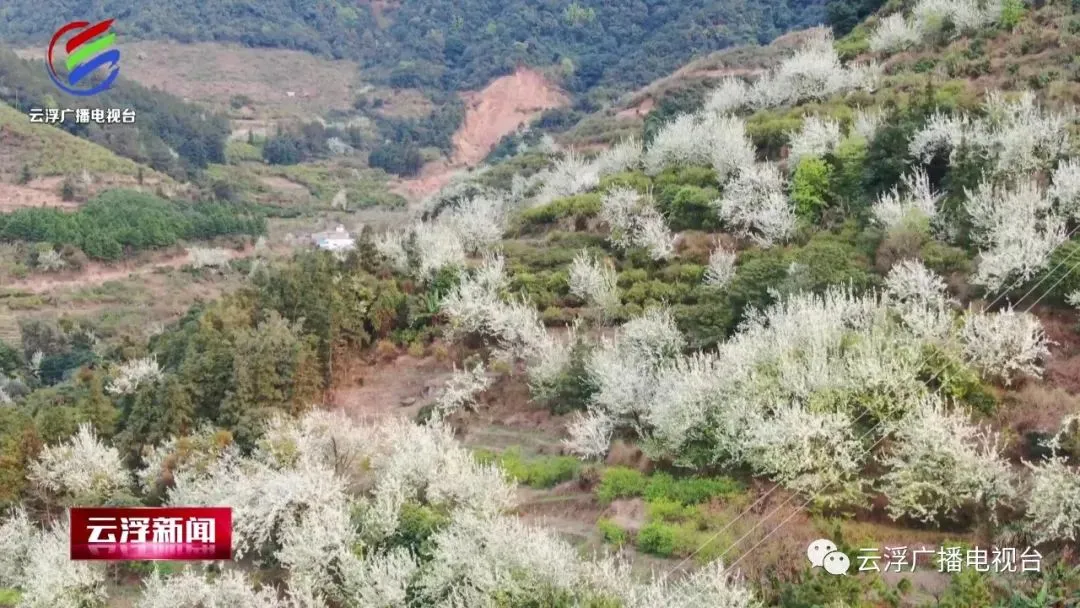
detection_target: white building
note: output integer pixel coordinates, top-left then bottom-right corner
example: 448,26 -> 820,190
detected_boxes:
312,225 -> 356,252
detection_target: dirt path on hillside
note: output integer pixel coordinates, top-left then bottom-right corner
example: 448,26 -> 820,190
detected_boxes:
4,247 -> 255,294
395,68 -> 569,200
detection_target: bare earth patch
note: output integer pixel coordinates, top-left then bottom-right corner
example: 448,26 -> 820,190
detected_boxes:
4,246 -> 255,294
0,181 -> 74,211
258,175 -> 311,196
396,68 -> 569,200
19,42 -> 361,119
327,350 -> 459,422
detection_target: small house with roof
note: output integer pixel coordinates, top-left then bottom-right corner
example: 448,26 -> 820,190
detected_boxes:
312,225 -> 356,252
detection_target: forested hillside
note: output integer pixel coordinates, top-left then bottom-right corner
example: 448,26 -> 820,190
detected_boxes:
0,0 -> 825,95
7,0 -> 1080,606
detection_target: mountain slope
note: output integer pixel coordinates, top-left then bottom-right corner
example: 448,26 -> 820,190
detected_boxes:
0,0 -> 826,95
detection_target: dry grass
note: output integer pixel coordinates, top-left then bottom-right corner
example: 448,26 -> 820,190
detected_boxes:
18,41 -> 363,120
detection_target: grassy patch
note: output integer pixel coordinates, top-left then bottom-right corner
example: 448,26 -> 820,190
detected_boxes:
0,588 -> 20,606
595,467 -> 742,505
593,467 -> 746,560
474,447 -> 582,489
0,103 -> 164,181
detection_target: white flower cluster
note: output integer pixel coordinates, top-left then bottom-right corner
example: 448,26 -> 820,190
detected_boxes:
568,251 -> 621,317
373,230 -> 409,273
910,93 -> 1070,177
787,115 -> 842,169
853,107 -> 884,142
7,516 -> 108,608
1023,455 -> 1080,545
1048,158 -> 1080,220
535,150 -> 600,205
885,259 -> 951,308
186,247 -> 233,269
717,163 -> 796,247
136,425 -> 236,493
871,168 -> 940,231
374,191 -> 514,281
166,447 -> 350,561
564,309 -> 685,458
870,0 -> 1002,53
414,221 -> 469,280
105,356 -> 163,396
960,306 -> 1051,385
700,30 -> 878,114
964,177 -> 1067,291
35,248 -> 66,272
439,193 -> 508,254
644,112 -> 755,181
136,569 -> 294,608
743,402 -> 866,500
869,13 -> 921,53
885,260 -> 957,342
913,0 -> 1004,36
556,273 -> 1050,510
434,361 -> 493,418
879,395 -> 1016,524
28,423 -> 130,503
599,187 -> 675,259
254,410 -> 372,479
704,245 -> 737,288
440,254 -> 550,362
748,30 -> 880,109
529,140 -> 644,206
592,137 -> 644,178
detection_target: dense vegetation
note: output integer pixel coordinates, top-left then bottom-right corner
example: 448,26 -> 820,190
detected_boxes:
0,190 -> 264,260
6,0 -> 1080,606
0,0 -> 824,96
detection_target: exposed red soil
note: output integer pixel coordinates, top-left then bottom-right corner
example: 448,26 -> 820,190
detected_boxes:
396,68 -> 569,200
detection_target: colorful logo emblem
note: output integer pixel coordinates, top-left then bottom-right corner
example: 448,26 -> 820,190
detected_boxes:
47,19 -> 120,97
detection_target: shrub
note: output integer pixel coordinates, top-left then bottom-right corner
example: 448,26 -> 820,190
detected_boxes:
660,185 -> 721,231
598,171 -> 651,193
636,521 -> 678,556
595,466 -> 648,504
645,497 -> 696,522
790,157 -> 834,221
519,193 -> 602,228
490,448 -> 582,488
643,472 -> 742,505
596,518 -> 627,546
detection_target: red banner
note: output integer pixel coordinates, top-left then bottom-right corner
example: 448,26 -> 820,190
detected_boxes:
69,507 -> 232,561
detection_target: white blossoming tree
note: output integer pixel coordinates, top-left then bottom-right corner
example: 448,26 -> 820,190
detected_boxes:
105,356 -> 163,396
568,251 -> 621,318
0,512 -> 107,608
960,306 -> 1051,386
717,163 -> 796,247
879,396 -> 1016,524
964,178 -> 1067,291
871,168 -> 940,231
704,245 -> 737,288
434,361 -> 493,418
1023,454 -> 1080,545
787,115 -> 841,169
28,424 -> 130,505
599,187 -> 675,259
869,13 -> 920,52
